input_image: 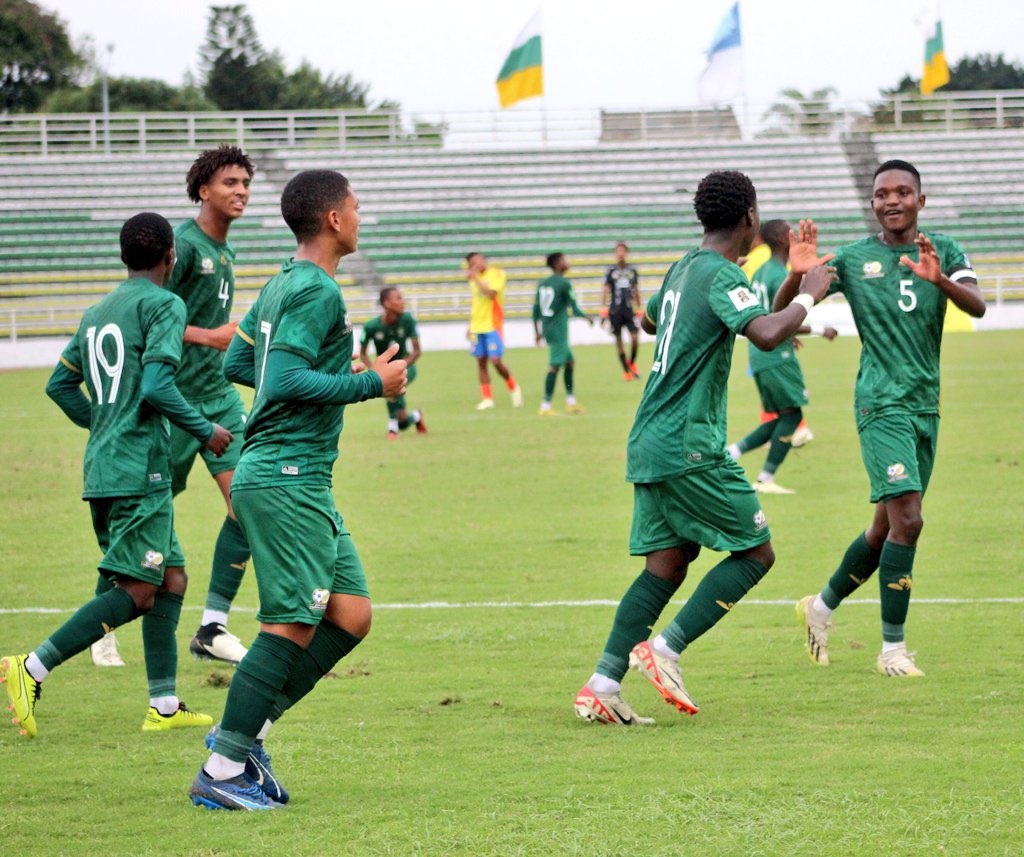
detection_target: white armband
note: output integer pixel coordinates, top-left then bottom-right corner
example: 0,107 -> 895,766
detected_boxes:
792,294 -> 815,314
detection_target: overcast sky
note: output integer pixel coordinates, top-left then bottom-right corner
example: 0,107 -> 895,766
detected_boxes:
40,0 -> 1023,114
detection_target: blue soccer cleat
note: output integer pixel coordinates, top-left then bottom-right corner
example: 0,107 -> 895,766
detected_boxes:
188,767 -> 280,811
206,724 -> 290,804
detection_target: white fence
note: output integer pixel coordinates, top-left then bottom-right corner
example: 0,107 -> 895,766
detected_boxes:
1,91 -> 1023,156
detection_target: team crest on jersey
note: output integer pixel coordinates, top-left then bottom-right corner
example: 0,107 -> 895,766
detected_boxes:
142,550 -> 164,571
310,588 -> 330,611
862,261 -> 884,279
201,257 -> 215,275
727,286 -> 758,311
887,463 -> 908,483
753,510 -> 768,532
220,255 -> 227,264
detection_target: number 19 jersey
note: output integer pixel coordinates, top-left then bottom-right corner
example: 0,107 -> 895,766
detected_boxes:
829,232 -> 974,425
627,249 -> 767,483
59,278 -> 187,499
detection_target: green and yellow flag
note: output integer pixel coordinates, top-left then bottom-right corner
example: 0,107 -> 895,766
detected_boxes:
921,3 -> 950,95
496,9 -> 543,108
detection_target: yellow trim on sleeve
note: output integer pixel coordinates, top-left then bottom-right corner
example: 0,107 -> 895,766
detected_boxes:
236,328 -> 255,346
59,355 -> 82,373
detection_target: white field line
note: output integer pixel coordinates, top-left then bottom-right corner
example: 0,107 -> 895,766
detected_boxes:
1,597 -> 1022,616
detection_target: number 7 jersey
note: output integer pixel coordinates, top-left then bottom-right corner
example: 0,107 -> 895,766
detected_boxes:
828,232 -> 975,425
58,278 -> 187,498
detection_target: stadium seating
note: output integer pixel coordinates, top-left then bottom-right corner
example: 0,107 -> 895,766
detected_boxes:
1,131 -> 1022,338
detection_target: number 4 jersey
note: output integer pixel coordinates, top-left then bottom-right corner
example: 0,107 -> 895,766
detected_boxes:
627,249 -> 768,483
59,278 -> 188,498
828,232 -> 974,426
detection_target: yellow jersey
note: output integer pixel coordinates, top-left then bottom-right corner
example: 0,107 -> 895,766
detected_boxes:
468,266 -> 507,334
740,243 -> 771,283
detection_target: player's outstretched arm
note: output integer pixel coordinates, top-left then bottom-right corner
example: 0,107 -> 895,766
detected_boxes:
185,321 -> 239,351
900,233 -> 986,318
774,220 -> 836,311
407,337 -> 422,366
45,361 -> 91,428
141,361 -> 223,447
262,343 -> 405,405
223,332 -> 256,387
745,265 -> 836,352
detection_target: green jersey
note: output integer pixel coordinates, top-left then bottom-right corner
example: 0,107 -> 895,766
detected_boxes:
828,231 -> 974,424
627,249 -> 768,483
747,258 -> 798,373
360,312 -> 418,358
533,274 -> 587,341
59,278 -> 186,499
166,218 -> 236,402
233,259 -> 357,489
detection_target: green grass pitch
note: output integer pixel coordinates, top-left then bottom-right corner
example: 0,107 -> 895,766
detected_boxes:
1,330 -> 1021,855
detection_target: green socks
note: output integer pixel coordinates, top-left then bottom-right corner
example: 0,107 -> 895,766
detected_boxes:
596,570 -> 679,682
215,631 -> 304,763
142,591 -> 183,698
661,555 -> 768,653
821,532 -> 883,609
94,573 -> 114,597
543,369 -> 557,401
205,516 -> 250,614
271,621 -> 363,721
564,363 -> 574,395
763,410 -> 802,475
35,586 -> 137,670
879,541 -> 916,643
737,419 -> 777,454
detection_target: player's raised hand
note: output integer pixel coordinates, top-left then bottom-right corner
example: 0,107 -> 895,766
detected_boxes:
206,423 -> 233,457
899,233 -> 942,284
798,264 -> 837,303
373,343 -> 407,398
789,219 -> 836,274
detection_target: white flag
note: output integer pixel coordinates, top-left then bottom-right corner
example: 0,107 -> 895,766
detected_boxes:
698,3 -> 744,105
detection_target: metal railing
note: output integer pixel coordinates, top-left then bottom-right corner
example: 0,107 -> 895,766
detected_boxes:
2,90 -> 1023,156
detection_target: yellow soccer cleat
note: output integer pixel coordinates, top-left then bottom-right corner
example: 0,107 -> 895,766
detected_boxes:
573,684 -> 654,726
1,654 -> 41,738
796,595 -> 832,666
565,403 -> 586,415
876,645 -> 925,677
142,701 -> 214,732
754,479 -> 796,495
538,407 -> 560,417
629,641 -> 699,715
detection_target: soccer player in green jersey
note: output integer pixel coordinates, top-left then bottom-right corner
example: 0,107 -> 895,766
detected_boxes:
727,219 -> 837,494
573,171 -> 836,726
359,287 -> 427,439
188,170 -> 407,811
782,160 -> 985,678
1,213 -> 233,738
533,252 -> 594,415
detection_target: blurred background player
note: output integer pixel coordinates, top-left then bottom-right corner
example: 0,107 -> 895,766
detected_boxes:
573,171 -> 836,726
533,252 -> 593,415
465,251 -> 523,410
784,160 -> 985,678
2,213 -> 231,738
601,241 -> 642,380
359,287 -> 427,438
728,220 -> 838,494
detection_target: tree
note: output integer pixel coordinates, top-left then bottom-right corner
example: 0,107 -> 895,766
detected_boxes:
759,87 -> 842,137
277,61 -> 369,110
882,53 -> 1024,95
0,0 -> 82,112
41,77 -> 215,113
199,4 -> 285,110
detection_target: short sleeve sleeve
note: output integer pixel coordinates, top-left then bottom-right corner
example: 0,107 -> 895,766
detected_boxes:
644,292 -> 660,326
708,268 -> 769,334
59,329 -> 83,374
359,321 -> 371,347
826,246 -> 846,296
940,235 -> 976,282
405,313 -> 419,338
236,297 -> 259,346
489,268 -> 507,296
165,238 -> 193,294
270,281 -> 336,362
141,294 -> 186,367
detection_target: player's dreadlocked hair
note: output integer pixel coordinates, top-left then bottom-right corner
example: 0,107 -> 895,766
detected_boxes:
120,212 -> 174,270
185,145 -> 254,203
693,170 -> 757,231
280,169 -> 352,241
874,159 -> 921,190
759,219 -> 790,251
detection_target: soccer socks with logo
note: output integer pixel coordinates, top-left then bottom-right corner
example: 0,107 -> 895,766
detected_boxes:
270,620 -> 363,722
878,541 -> 915,643
595,570 -> 679,682
763,410 -> 802,475
736,419 -> 778,455
214,631 -> 304,764
204,516 -> 250,619
564,363 -> 575,396
32,586 -> 137,672
660,556 -> 769,654
142,591 -> 183,700
821,532 -> 883,610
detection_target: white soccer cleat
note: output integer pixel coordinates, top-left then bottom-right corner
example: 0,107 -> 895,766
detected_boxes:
791,426 -> 815,447
796,595 -> 831,666
475,398 -> 495,411
573,684 -> 654,726
190,624 -> 248,665
510,385 -> 524,408
754,480 -> 796,495
91,631 -> 126,667
876,644 -> 925,677
629,641 -> 699,715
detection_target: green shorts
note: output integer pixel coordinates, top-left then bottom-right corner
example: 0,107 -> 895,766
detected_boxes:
170,387 -> 247,495
89,491 -> 184,585
233,484 -> 369,625
629,458 -> 771,555
858,412 -> 939,503
387,362 -> 417,414
753,360 -> 808,413
546,338 -> 573,368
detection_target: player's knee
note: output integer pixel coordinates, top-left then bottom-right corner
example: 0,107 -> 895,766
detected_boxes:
118,580 -> 158,614
746,541 -> 776,571
162,565 -> 188,596
892,511 -> 924,544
